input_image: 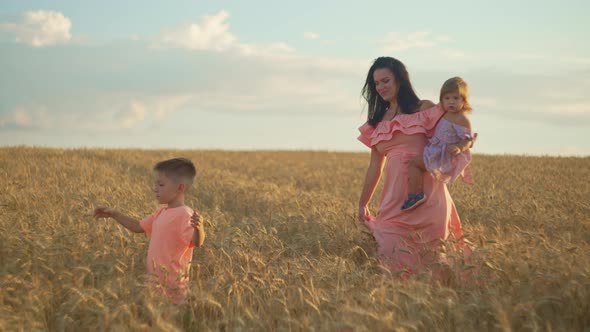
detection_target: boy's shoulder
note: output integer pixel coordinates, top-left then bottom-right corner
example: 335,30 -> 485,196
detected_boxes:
164,205 -> 193,219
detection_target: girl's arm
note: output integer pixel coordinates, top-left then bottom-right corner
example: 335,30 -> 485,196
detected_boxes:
448,138 -> 473,155
447,114 -> 474,155
358,147 -> 385,221
457,137 -> 474,152
94,207 -> 144,233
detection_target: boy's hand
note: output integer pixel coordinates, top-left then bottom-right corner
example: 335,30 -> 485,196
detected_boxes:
94,206 -> 115,219
190,211 -> 203,229
447,145 -> 461,156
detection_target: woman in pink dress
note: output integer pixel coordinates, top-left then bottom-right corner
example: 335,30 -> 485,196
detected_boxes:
357,57 -> 466,274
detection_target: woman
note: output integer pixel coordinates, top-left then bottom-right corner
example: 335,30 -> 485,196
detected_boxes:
358,57 -> 466,274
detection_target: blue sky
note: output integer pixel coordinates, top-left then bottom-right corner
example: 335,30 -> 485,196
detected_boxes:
1,1 -> 589,155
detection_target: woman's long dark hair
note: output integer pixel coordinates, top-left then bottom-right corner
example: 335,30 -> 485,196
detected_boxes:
362,57 -> 421,127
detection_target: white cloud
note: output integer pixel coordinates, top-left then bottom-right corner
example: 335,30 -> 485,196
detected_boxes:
152,10 -> 295,58
12,109 -> 33,127
237,42 -> 295,57
0,94 -> 194,131
441,49 -> 465,59
304,32 -> 320,40
153,10 -> 236,51
485,101 -> 590,127
117,101 -> 146,129
544,103 -> 590,115
563,56 -> 590,66
153,95 -> 193,119
108,94 -> 193,129
471,96 -> 498,109
382,31 -> 449,53
510,52 -> 590,65
262,75 -> 360,111
452,51 -> 590,74
0,105 -> 51,128
3,38 -> 589,154
436,35 -> 451,43
179,57 -> 363,115
0,10 -> 72,47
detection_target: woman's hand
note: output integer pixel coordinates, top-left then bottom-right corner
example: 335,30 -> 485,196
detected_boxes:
358,205 -> 373,223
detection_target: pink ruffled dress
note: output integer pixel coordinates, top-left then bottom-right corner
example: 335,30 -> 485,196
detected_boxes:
424,118 -> 475,184
358,105 -> 466,274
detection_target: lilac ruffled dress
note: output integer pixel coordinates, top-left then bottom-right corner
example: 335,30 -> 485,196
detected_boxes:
423,118 -> 476,184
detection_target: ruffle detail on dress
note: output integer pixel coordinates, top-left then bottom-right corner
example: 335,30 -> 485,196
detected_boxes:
358,105 -> 444,148
429,150 -> 474,185
454,124 -> 475,142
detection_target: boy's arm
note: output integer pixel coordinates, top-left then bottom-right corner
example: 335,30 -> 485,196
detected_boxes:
94,206 -> 145,233
190,212 -> 206,247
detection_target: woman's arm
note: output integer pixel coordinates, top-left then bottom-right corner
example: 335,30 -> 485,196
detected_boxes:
419,100 -> 435,111
358,147 -> 385,221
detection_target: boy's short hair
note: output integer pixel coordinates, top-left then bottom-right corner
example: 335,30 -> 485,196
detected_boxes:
154,158 -> 197,186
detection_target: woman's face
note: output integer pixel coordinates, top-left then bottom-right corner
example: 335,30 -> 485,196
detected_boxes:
373,68 -> 398,103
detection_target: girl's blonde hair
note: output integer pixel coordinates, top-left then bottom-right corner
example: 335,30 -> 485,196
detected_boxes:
439,77 -> 472,112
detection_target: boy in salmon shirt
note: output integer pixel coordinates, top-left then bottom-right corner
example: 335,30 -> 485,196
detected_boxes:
93,157 -> 206,304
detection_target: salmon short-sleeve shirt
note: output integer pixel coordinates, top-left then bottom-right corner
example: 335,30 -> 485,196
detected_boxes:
139,205 -> 195,303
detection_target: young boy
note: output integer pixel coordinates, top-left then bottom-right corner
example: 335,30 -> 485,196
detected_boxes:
93,157 -> 206,304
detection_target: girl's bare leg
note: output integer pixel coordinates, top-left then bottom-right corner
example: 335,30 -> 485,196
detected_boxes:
408,155 -> 426,194
402,155 -> 428,210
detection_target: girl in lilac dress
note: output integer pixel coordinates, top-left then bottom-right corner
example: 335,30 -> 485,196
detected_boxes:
402,77 -> 476,211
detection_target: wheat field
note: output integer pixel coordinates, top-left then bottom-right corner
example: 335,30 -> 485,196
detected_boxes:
0,147 -> 589,331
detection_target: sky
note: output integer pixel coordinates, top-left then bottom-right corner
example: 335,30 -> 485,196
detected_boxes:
1,1 -> 589,155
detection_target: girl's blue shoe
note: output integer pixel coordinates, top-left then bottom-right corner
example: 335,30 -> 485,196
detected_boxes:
401,192 -> 426,211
